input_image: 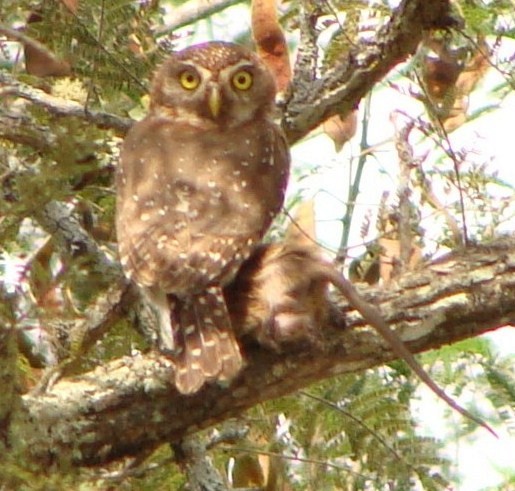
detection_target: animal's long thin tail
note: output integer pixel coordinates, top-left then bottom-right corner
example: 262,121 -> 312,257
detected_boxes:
320,264 -> 497,438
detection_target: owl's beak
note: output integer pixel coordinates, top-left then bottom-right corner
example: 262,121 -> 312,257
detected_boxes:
208,86 -> 221,118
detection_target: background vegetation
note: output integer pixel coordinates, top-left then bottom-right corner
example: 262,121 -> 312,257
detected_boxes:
1,0 -> 514,489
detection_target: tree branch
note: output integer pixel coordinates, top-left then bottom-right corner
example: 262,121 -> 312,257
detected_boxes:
283,0 -> 458,143
1,0 -> 458,147
19,238 -> 515,467
0,72 -> 132,134
155,0 -> 244,38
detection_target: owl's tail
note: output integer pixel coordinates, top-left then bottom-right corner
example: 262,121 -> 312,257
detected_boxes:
172,286 -> 243,394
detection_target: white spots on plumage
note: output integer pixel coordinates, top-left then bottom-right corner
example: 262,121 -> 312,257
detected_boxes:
191,348 -> 202,357
233,169 -> 241,176
207,180 -> 216,188
198,296 -> 207,305
188,209 -> 199,219
153,172 -> 160,180
245,138 -> 251,145
175,200 -> 190,213
132,194 -> 139,202
209,251 -> 221,262
120,255 -> 128,266
243,202 -> 250,209
184,324 -> 195,335
158,208 -> 167,216
232,183 -> 240,192
145,199 -> 155,207
241,180 -> 248,188
241,160 -> 250,167
179,252 -> 188,260
246,238 -> 254,246
140,212 -> 151,222
218,330 -> 230,340
213,308 -> 224,317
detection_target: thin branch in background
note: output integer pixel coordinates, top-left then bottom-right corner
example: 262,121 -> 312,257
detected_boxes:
155,0 -> 244,38
84,0 -> 106,108
414,70 -> 469,245
0,71 -> 132,134
439,130 -> 469,246
221,446 -> 372,480
299,390 -> 412,468
391,113 -> 415,271
336,93 -> 372,264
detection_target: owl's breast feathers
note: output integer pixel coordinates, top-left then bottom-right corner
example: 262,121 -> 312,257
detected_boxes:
116,116 -> 289,294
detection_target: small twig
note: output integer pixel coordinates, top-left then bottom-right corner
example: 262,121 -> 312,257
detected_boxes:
221,445 -> 371,480
155,0 -> 244,38
392,112 -> 415,271
336,93 -> 372,263
299,391 -> 411,466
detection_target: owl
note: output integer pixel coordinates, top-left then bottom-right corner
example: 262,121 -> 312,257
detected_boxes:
116,41 -> 290,394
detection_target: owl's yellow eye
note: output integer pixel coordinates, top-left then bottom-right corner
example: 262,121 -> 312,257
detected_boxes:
232,70 -> 253,91
179,70 -> 200,90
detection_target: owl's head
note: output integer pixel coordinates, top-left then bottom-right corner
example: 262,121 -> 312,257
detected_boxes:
150,42 -> 277,128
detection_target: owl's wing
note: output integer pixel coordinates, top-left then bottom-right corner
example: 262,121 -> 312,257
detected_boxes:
117,117 -> 282,294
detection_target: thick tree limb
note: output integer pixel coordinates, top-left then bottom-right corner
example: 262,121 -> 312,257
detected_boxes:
19,238 -> 515,467
0,72 -> 131,134
283,0 -> 457,143
1,0 -> 457,146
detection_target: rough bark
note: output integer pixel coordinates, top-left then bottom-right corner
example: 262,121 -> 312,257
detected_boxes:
18,238 -> 515,467
283,0 -> 458,143
0,0 -> 456,147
